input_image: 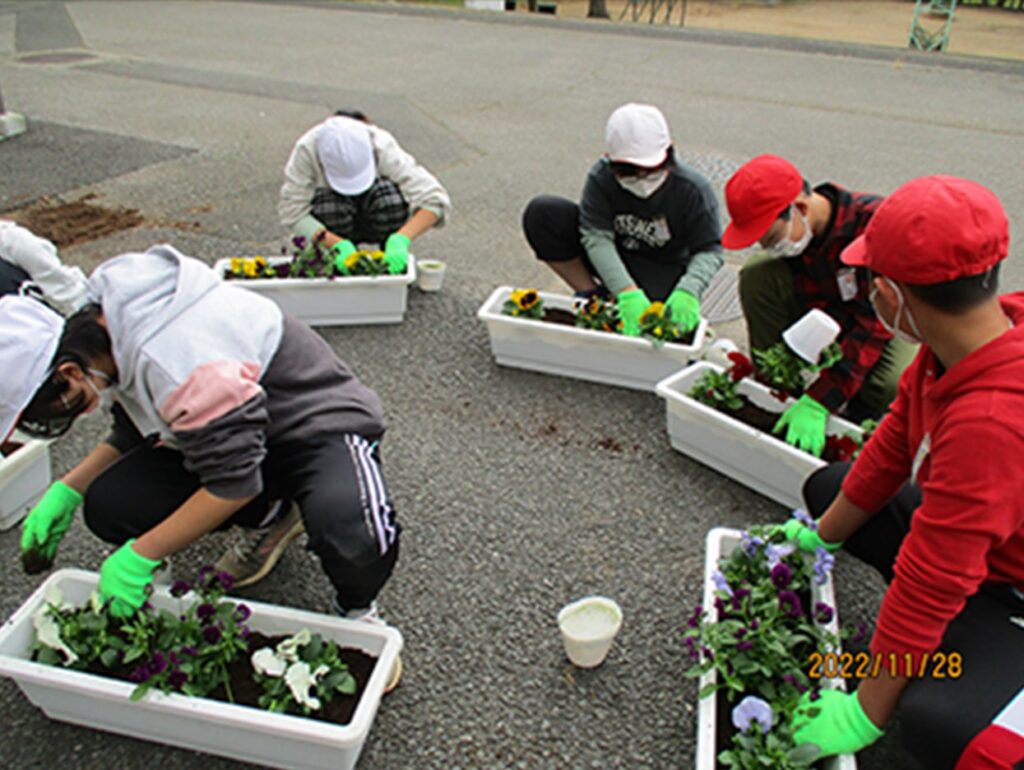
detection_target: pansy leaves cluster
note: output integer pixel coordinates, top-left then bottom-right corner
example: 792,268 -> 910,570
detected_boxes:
753,341 -> 843,397
573,294 -> 619,332
688,352 -> 752,412
637,301 -> 689,348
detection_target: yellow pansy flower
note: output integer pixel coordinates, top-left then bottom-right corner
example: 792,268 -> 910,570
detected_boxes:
510,289 -> 540,311
242,259 -> 258,278
230,257 -> 244,274
640,302 -> 665,324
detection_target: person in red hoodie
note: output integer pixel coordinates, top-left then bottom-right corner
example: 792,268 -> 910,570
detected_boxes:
783,175 -> 1024,768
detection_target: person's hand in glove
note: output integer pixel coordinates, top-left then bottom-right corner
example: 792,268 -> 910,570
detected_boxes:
665,289 -> 701,332
330,239 -> 358,275
793,689 -> 884,758
384,233 -> 411,275
20,481 -> 83,570
99,540 -> 163,617
617,288 -> 652,337
773,394 -> 829,457
779,517 -> 844,554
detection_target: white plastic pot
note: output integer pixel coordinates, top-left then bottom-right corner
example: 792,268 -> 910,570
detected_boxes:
655,362 -> 863,509
783,309 -> 842,364
0,569 -> 403,770
477,286 -> 708,392
697,527 -> 856,770
557,596 -> 622,668
0,435 -> 51,531
213,256 -> 416,327
416,260 -> 446,292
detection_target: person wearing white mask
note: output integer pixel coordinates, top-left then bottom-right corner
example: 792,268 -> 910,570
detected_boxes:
721,154 -> 917,456
278,109 -> 451,276
0,219 -> 87,314
521,102 -> 723,336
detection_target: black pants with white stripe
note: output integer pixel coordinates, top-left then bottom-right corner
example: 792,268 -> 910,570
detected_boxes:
83,434 -> 400,612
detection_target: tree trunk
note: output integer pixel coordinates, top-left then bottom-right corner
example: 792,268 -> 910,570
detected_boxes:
587,0 -> 610,18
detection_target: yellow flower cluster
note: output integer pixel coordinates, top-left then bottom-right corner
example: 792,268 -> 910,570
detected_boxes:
229,256 -> 271,279
509,289 -> 540,311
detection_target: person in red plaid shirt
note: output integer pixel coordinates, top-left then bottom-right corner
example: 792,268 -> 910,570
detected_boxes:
722,155 -> 917,456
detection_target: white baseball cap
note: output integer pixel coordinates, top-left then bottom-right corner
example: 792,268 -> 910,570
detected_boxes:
605,103 -> 671,167
0,296 -> 64,441
316,116 -> 376,196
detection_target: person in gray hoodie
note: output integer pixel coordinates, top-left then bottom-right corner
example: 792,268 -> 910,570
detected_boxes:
17,246 -> 400,682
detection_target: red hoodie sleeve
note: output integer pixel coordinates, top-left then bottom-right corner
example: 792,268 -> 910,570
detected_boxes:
870,415 -> 1024,669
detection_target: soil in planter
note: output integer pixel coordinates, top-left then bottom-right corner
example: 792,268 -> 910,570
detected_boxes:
0,440 -> 22,457
539,308 -> 697,346
722,397 -> 850,463
62,631 -> 377,726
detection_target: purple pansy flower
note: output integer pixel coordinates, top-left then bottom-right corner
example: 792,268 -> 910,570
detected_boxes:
736,640 -> 754,652
217,572 -> 235,592
777,590 -> 804,618
146,652 -> 167,676
167,670 -> 188,689
765,542 -> 796,569
813,547 -> 835,585
783,673 -> 809,693
687,603 -> 703,629
851,621 -> 869,645
814,602 -> 835,624
202,625 -> 222,644
791,509 -> 817,529
740,531 -> 764,558
731,695 -> 773,734
770,562 -> 793,590
712,570 -> 734,598
129,666 -> 151,684
170,580 -> 191,598
197,603 -> 216,621
234,603 -> 251,622
181,645 -> 198,657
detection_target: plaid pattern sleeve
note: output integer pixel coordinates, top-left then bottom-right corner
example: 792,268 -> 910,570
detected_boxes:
794,184 -> 893,412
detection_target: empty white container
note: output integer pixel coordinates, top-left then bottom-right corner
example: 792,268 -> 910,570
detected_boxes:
783,309 -> 841,364
416,260 -> 446,292
213,255 -> 416,327
655,362 -> 863,509
557,596 -> 623,668
477,286 -> 707,392
697,528 -> 855,770
0,569 -> 402,770
0,436 -> 51,531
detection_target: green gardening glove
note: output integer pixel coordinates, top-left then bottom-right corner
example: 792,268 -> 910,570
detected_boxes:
780,518 -> 844,554
99,540 -> 162,617
20,481 -> 83,564
330,239 -> 358,275
384,232 -> 410,275
773,394 -> 829,457
616,288 -> 651,337
793,689 -> 884,758
665,289 -> 701,332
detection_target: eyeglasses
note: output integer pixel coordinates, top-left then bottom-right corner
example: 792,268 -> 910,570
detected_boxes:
609,160 -> 667,180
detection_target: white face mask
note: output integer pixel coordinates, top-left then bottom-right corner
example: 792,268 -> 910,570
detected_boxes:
83,368 -> 116,414
618,170 -> 669,199
870,278 -> 923,345
765,210 -> 813,258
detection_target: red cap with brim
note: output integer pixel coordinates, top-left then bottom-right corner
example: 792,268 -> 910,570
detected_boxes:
841,175 -> 1009,284
722,154 -> 804,250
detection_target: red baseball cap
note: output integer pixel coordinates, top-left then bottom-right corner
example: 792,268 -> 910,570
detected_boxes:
841,175 -> 1009,284
722,155 -> 804,249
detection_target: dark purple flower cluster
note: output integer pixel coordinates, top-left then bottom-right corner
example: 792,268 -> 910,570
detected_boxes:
770,562 -> 792,590
777,590 -> 804,618
814,602 -> 834,624
170,580 -> 191,598
202,625 -> 222,644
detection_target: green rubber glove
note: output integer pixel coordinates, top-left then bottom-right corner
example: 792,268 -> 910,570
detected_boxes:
384,233 -> 410,275
617,288 -> 651,337
20,481 -> 83,562
330,239 -> 357,275
99,540 -> 162,617
793,689 -> 884,758
780,518 -> 844,554
665,289 -> 701,332
773,394 -> 829,457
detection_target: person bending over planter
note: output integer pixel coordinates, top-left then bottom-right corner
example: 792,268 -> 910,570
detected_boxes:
722,155 -> 917,457
521,103 -> 723,337
0,219 -> 87,314
279,109 -> 452,276
16,246 -> 401,670
783,176 -> 1024,769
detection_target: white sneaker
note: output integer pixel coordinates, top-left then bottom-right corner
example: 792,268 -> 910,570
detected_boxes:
333,599 -> 401,693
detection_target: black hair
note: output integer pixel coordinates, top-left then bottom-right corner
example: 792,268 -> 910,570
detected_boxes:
334,108 -> 369,123
903,263 -> 1001,313
17,303 -> 113,438
776,179 -> 814,221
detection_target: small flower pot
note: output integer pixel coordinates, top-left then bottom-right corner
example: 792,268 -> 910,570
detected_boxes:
783,309 -> 841,364
0,569 -> 402,770
0,434 -> 51,531
655,362 -> 863,509
214,255 -> 416,327
415,260 -> 446,292
557,596 -> 622,668
477,286 -> 708,392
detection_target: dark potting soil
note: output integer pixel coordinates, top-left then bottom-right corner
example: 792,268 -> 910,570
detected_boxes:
539,308 -> 697,346
725,397 -> 847,463
0,440 -> 21,457
66,630 -> 377,726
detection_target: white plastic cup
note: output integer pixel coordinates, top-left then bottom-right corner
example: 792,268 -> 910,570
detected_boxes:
782,309 -> 841,364
416,260 -> 446,292
557,596 -> 623,668
703,338 -> 741,368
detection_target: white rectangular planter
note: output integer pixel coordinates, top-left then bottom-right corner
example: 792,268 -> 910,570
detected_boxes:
466,0 -> 505,9
698,527 -> 855,770
0,569 -> 403,770
214,256 -> 417,327
0,435 -> 51,531
477,286 -> 708,392
656,362 -> 863,509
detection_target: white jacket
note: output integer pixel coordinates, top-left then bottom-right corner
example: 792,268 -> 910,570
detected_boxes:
278,121 -> 451,238
0,221 -> 87,314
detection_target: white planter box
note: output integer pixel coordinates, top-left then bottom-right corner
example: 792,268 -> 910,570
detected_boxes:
0,569 -> 403,770
698,527 -> 855,770
656,362 -> 863,509
0,435 -> 51,531
477,286 -> 708,392
466,0 -> 505,9
214,256 -> 416,327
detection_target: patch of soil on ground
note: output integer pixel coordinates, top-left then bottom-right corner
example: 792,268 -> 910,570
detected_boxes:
12,193 -> 144,248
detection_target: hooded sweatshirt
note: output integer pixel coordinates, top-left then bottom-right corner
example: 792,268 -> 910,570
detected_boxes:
842,292 -> 1024,665
0,220 -> 87,314
89,245 -> 384,499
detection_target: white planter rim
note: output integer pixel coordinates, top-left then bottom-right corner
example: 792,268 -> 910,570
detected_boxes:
214,255 -> 416,289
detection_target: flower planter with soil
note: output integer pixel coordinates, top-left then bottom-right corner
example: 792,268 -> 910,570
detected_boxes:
0,569 -> 402,770
213,255 -> 416,327
695,527 -> 856,770
477,286 -> 708,392
655,362 -> 863,509
0,434 -> 51,531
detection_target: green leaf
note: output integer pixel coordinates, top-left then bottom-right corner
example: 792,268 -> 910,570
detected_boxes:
100,648 -> 120,669
787,744 -> 821,766
698,681 -> 719,699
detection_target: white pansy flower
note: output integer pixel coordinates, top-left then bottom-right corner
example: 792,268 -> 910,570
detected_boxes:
32,604 -> 78,666
251,647 -> 288,677
284,661 -> 330,711
275,629 -> 311,662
